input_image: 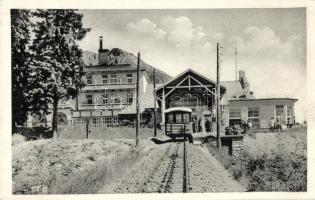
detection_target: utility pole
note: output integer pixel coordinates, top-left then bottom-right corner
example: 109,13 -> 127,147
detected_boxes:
136,52 -> 140,147
153,68 -> 157,137
216,43 -> 221,149
86,119 -> 89,139
235,42 -> 238,82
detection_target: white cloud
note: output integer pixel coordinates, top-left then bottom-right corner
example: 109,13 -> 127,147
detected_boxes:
244,26 -> 281,51
228,26 -> 303,65
126,18 -> 166,40
126,16 -> 224,53
160,16 -> 194,48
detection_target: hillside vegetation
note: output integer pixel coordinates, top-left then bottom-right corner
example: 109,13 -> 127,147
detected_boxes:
12,138 -> 158,194
208,127 -> 307,191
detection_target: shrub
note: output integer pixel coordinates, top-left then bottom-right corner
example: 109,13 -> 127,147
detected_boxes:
12,134 -> 26,145
207,128 -> 307,192
241,151 -> 306,191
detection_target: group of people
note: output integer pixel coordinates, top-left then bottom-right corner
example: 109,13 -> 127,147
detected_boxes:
241,119 -> 252,131
192,116 -> 213,134
269,117 -> 283,132
192,116 -> 255,135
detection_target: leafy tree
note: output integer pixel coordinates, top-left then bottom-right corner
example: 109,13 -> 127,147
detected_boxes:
11,9 -> 33,131
31,9 -> 89,138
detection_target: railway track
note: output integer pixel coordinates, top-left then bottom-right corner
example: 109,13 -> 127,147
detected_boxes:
137,141 -> 190,193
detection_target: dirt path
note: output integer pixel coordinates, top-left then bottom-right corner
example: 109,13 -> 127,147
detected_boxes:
97,142 -> 171,193
187,144 -> 246,192
104,142 -> 245,193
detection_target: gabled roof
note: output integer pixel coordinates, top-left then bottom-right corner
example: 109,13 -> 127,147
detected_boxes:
156,68 -> 226,94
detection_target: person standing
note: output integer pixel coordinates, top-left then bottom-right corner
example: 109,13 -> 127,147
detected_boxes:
200,117 -> 205,135
247,120 -> 252,129
270,117 -> 275,132
192,118 -> 197,133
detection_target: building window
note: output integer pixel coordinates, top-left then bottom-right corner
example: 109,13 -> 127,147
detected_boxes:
73,118 -> 82,125
103,94 -> 108,105
102,116 -> 118,127
248,107 -> 260,128
127,93 -> 133,104
127,73 -> 133,83
86,95 -> 93,105
102,74 -> 108,84
167,114 -> 174,123
110,74 -> 117,84
102,117 -> 111,125
175,114 -> 182,123
113,97 -> 121,104
276,105 -> 284,123
73,118 -> 88,125
229,107 -> 241,126
183,113 -> 190,123
92,118 -> 101,126
287,106 -> 294,124
86,75 -> 93,85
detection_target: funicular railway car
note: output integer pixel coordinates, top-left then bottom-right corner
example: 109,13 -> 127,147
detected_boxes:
164,107 -> 193,143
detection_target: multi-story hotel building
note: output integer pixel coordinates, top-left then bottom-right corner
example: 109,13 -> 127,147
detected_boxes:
28,37 -> 170,127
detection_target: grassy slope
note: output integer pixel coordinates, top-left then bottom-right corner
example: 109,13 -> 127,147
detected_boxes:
12,138 -> 158,194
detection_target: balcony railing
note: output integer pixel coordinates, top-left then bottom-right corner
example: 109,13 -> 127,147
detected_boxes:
79,103 -> 131,110
82,82 -> 136,91
81,102 -> 130,106
86,80 -> 134,86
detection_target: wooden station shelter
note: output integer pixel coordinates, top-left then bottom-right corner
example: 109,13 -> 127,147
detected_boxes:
156,69 -> 226,134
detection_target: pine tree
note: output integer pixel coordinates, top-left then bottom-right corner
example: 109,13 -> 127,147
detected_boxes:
31,9 -> 89,138
11,9 -> 33,132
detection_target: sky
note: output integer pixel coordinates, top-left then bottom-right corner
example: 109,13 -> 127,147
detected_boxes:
77,8 -> 306,122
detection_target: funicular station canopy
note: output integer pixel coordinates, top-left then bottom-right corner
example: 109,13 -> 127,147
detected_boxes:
156,69 -> 226,134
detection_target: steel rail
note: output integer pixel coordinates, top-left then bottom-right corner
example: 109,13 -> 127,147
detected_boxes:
136,143 -> 173,193
163,142 -> 180,192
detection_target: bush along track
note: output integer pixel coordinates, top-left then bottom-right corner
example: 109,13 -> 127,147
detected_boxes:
207,129 -> 307,192
12,139 -> 145,194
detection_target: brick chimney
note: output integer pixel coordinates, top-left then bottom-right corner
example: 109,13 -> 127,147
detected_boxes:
98,36 -> 109,65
